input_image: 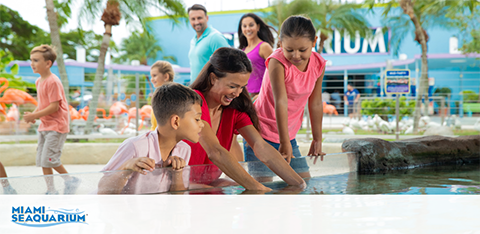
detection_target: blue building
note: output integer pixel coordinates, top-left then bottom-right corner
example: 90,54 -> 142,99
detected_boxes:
147,7 -> 480,115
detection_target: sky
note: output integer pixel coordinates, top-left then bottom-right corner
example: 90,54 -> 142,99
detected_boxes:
0,0 -> 272,45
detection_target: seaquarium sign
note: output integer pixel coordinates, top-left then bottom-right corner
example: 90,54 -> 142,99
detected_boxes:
12,206 -> 87,227
319,28 -> 389,54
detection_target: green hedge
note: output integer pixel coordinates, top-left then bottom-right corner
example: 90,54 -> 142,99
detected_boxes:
361,97 -> 415,117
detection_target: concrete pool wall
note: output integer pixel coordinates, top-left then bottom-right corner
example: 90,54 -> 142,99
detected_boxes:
0,142 -> 343,166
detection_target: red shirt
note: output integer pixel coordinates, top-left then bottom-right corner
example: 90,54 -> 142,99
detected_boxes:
185,90 -> 252,184
35,74 -> 69,133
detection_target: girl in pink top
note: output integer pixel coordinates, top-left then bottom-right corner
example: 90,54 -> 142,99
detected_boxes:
245,16 -> 327,178
238,13 -> 274,98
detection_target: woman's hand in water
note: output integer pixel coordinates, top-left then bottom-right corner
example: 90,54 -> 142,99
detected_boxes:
308,140 -> 326,164
242,184 -> 272,194
278,142 -> 294,164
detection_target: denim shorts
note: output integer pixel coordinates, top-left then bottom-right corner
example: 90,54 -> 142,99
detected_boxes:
244,138 -> 309,177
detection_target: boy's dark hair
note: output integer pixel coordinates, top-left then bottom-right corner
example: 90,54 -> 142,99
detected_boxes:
190,47 -> 260,131
187,4 -> 207,15
30,44 -> 57,65
279,15 -> 316,42
152,83 -> 202,126
238,13 -> 276,50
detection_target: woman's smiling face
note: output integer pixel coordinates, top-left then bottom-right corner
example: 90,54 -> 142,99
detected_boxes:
209,72 -> 250,106
241,16 -> 260,40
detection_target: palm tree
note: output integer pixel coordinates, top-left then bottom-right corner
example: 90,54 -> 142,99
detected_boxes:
115,30 -> 175,65
263,0 -> 315,29
368,0 -> 477,133
312,0 -> 371,53
263,0 -> 371,53
45,0 -> 71,101
79,0 -> 186,134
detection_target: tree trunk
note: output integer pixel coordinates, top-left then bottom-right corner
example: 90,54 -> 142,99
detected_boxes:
318,38 -> 325,54
45,0 -> 70,102
400,0 -> 429,134
84,24 -> 112,134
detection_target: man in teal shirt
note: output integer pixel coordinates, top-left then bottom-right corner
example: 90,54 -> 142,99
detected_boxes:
188,4 -> 230,82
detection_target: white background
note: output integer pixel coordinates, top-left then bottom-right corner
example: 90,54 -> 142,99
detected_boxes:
1,195 -> 480,234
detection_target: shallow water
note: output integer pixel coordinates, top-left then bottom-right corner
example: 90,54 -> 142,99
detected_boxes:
184,163 -> 480,195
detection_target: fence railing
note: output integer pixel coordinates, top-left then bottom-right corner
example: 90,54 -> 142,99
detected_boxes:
1,70 -> 479,136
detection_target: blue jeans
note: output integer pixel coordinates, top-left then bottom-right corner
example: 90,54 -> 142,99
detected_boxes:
244,138 -> 309,177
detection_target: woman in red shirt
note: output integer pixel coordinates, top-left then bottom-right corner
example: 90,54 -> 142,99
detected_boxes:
187,47 -> 305,191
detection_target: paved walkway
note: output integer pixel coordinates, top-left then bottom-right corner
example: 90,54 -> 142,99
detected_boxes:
3,165 -> 105,178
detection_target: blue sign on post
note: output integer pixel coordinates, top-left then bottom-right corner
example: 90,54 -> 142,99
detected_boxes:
385,69 -> 410,94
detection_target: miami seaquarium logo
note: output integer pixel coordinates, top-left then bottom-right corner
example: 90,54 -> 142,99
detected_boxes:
12,206 -> 87,227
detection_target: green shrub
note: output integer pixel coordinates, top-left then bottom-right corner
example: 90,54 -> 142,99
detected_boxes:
361,96 -> 414,117
462,90 -> 479,103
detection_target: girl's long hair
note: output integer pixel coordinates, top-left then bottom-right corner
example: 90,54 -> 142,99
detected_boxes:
238,13 -> 276,50
190,47 -> 260,130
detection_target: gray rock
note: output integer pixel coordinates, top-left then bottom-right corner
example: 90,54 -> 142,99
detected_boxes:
342,135 -> 480,172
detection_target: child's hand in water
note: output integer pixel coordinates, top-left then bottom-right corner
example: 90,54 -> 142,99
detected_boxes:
121,157 -> 155,175
164,156 -> 186,170
279,142 -> 294,164
308,140 -> 326,164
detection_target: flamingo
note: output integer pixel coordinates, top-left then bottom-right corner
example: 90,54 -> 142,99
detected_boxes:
0,105 -> 6,121
6,104 -> 20,122
120,105 -> 152,134
0,78 -> 38,111
109,102 -> 129,117
78,106 -> 99,121
69,105 -> 83,120
323,102 -> 338,115
90,102 -> 129,120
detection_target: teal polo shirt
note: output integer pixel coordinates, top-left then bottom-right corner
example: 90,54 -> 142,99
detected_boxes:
188,26 -> 230,82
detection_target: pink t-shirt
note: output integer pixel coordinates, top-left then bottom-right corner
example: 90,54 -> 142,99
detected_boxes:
254,48 -> 326,143
35,74 -> 69,133
102,130 -> 191,194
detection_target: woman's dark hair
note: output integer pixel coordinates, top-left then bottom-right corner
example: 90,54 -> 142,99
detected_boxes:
190,47 -> 260,130
238,13 -> 276,50
279,15 -> 316,42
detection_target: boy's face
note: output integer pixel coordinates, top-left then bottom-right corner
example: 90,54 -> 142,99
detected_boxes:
30,52 -> 51,74
178,103 -> 204,143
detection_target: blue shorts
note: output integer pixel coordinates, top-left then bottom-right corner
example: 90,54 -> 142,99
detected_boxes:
244,138 -> 309,177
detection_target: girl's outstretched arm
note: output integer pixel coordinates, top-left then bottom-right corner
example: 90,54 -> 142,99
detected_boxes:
308,68 -> 326,156
239,125 -> 306,187
268,58 -> 293,163
198,120 -> 271,191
